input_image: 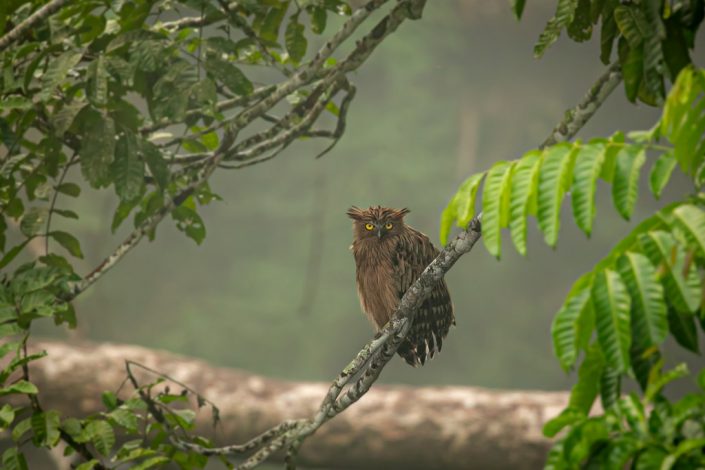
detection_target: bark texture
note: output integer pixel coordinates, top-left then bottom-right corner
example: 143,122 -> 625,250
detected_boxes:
18,340 -> 568,469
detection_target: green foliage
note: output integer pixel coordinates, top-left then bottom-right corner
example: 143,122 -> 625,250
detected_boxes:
443,63 -> 705,469
0,0 -> 356,467
531,0 -> 704,105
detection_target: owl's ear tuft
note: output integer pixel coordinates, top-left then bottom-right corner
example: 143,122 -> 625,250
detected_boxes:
346,206 -> 365,220
391,208 -> 410,219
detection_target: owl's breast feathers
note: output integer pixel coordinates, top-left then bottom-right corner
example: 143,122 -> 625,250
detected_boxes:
351,227 -> 455,367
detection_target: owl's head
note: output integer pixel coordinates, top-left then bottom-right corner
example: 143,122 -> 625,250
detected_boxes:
346,205 -> 409,240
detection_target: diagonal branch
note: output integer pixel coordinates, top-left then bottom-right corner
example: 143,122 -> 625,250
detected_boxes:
0,0 -> 69,51
540,62 -> 622,149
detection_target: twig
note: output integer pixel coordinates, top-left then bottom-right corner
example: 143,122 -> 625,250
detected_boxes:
44,154 -> 76,255
540,62 -> 622,149
0,0 -> 69,51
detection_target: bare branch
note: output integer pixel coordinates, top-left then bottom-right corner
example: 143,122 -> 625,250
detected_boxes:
0,0 -> 69,51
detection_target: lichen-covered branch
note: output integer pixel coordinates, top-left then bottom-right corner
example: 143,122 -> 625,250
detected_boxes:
0,0 -> 69,51
540,62 -> 622,149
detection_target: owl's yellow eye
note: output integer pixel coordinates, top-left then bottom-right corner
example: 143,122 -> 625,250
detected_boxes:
385,223 -> 393,230
365,223 -> 374,231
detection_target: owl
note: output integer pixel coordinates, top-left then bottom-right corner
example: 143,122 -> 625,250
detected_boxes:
347,206 -> 455,366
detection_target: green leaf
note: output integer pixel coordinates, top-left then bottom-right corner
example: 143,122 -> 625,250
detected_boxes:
0,380 -> 38,396
510,0 -> 527,20
0,404 -> 15,428
439,203 -> 455,246
31,411 -> 60,447
111,197 -> 142,233
20,207 -> 48,237
562,416 -> 609,464
599,0 -> 618,64
52,209 -> 79,220
571,142 -> 605,236
84,420 -> 115,456
639,231 -> 700,314
543,407 -> 585,438
0,96 -> 32,111
667,309 -> 699,353
481,161 -> 513,259
205,56 -> 253,96
592,269 -> 632,372
131,456 -> 170,470
600,132 -> 624,182
20,290 -> 54,315
644,363 -> 689,402
566,0 -> 592,42
2,448 -> 28,470
113,130 -> 144,202
635,447 -> 668,469
49,231 -> 83,258
612,144 -> 646,220
534,0 -> 579,58
552,274 -> 592,371
671,204 -> 705,257
569,344 -> 606,414
455,173 -> 485,228
39,51 -> 83,101
309,7 -> 326,34
107,408 -> 138,433
172,206 -> 206,245
618,38 -> 644,103
640,2 -> 665,104
604,437 -> 641,469
661,67 -> 705,175
613,4 -> 648,48
260,4 -> 287,42
648,151 -> 676,199
509,150 -> 541,255
285,15 -> 307,63
617,252 -> 667,347
80,109 -> 115,188
600,366 -> 621,410
537,143 -> 574,247
661,438 -> 705,470
87,54 -> 108,107
56,183 -> 81,197
75,460 -> 99,470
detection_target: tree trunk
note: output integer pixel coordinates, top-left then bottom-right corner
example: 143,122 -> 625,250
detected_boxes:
19,340 -> 567,469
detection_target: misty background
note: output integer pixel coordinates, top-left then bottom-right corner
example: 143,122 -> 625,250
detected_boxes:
35,0 -> 704,392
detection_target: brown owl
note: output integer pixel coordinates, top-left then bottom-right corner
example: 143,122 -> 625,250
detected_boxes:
347,206 -> 455,366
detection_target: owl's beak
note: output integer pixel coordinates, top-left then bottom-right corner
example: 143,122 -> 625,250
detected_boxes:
376,228 -> 382,238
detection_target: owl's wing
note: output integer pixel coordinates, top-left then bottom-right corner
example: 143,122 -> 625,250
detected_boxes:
393,229 -> 454,366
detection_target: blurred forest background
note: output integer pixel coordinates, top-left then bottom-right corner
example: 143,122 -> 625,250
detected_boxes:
32,0 -> 704,391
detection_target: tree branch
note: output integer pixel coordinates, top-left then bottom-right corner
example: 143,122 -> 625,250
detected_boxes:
540,62 -> 622,149
0,0 -> 69,51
